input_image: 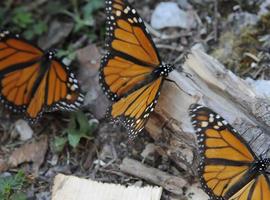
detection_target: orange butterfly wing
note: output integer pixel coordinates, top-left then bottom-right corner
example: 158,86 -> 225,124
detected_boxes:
100,0 -> 168,137
26,59 -> 84,122
0,31 -> 43,113
108,77 -> 162,138
189,104 -> 270,200
0,31 -> 84,122
229,174 -> 270,200
99,0 -> 161,101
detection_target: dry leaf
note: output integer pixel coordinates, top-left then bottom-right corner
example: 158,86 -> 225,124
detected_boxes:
7,135 -> 48,176
0,158 -> 8,172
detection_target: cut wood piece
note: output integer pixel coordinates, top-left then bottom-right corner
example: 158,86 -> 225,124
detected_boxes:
52,174 -> 162,200
146,49 -> 270,176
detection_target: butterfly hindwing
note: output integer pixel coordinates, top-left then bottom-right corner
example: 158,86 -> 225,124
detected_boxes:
108,77 -> 163,138
229,174 -> 270,200
189,104 -> 268,199
26,59 -> 84,122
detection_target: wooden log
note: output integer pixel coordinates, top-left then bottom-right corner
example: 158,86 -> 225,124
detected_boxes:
146,49 -> 270,177
52,174 -> 163,200
81,48 -> 270,199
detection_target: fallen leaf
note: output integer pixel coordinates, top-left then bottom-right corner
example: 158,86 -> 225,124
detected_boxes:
0,158 -> 8,172
7,135 -> 48,176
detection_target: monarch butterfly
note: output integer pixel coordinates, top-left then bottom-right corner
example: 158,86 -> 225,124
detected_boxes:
99,0 -> 175,138
189,104 -> 270,200
0,30 -> 84,123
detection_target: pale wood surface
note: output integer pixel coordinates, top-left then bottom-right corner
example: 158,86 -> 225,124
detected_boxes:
52,174 -> 163,200
144,49 -> 270,198
66,50 -> 270,200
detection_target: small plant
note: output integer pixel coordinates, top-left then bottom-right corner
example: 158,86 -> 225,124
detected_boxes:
63,0 -> 104,33
0,171 -> 27,200
0,5 -> 48,40
53,111 -> 98,152
56,45 -> 77,64
11,7 -> 34,29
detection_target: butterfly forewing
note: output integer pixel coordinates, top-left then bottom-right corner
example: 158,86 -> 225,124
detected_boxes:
0,30 -> 84,122
100,0 -> 162,101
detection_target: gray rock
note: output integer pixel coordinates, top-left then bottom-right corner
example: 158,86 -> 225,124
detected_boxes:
259,0 -> 270,16
246,78 -> 270,99
177,0 -> 192,9
228,12 -> 259,30
151,2 -> 196,29
15,119 -> 33,141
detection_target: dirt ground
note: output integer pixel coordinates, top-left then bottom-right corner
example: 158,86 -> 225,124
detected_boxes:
0,0 -> 270,199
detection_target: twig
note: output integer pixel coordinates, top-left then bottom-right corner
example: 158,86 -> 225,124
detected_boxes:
156,44 -> 184,52
214,0 -> 218,41
120,157 -> 188,195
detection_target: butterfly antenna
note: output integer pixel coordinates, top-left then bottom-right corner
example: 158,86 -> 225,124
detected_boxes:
260,143 -> 270,158
164,78 -> 192,96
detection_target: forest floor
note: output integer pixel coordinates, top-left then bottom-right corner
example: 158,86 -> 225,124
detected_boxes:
0,0 -> 270,199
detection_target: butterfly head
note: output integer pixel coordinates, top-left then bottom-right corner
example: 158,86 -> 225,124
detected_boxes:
0,30 -> 11,40
154,63 -> 174,77
45,49 -> 57,60
255,158 -> 270,172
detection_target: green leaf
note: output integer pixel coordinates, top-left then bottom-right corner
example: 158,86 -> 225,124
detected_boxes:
23,21 -> 48,40
56,46 -> 76,62
0,171 -> 26,199
66,111 -> 95,148
32,21 -> 48,36
0,8 -> 7,26
53,136 -> 68,153
11,7 -> 34,29
67,131 -> 82,148
82,0 -> 104,19
10,192 -> 27,200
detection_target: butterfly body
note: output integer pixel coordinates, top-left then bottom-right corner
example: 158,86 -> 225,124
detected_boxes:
152,63 -> 174,78
100,0 -> 175,138
189,104 -> 270,200
0,30 -> 84,122
29,50 -> 56,98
